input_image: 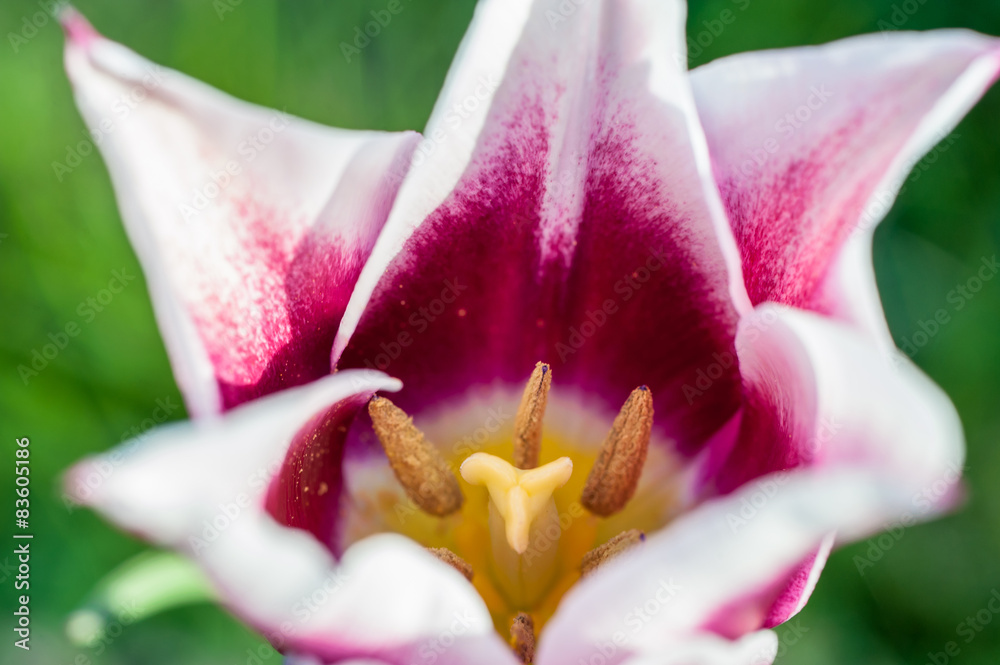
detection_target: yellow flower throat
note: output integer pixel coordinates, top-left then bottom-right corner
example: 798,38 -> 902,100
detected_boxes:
355,363 -> 671,662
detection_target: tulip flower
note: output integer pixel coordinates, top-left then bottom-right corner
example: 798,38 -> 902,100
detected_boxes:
62,1 -> 1000,663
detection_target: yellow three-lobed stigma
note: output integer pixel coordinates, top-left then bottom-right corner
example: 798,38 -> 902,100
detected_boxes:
460,453 -> 573,554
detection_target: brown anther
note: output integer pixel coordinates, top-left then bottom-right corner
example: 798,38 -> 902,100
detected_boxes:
368,396 -> 463,516
581,386 -> 653,516
580,529 -> 646,577
510,612 -> 535,664
427,547 -> 474,582
513,362 -> 551,469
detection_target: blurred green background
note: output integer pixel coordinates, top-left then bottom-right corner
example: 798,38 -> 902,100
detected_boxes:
1,0 -> 999,663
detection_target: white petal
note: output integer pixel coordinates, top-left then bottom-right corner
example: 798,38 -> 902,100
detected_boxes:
66,371 -> 513,663
691,30 -> 1000,343
620,630 -> 778,665
62,9 -> 419,415
539,306 -> 963,661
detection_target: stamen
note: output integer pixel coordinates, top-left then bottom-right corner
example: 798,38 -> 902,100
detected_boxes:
513,362 -> 551,469
427,547 -> 474,582
580,529 -> 645,577
368,396 -> 463,517
510,612 -> 536,663
460,454 -> 572,554
581,386 -> 653,517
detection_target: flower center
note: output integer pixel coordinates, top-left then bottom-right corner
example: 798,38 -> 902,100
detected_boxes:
355,363 -> 677,661
460,453 -> 573,608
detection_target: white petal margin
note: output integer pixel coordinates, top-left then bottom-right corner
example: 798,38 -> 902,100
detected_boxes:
62,9 -> 420,415
620,630 -> 778,665
691,30 -> 1000,347
285,659 -> 386,665
333,0 -> 753,363
538,305 -> 963,664
66,370 -> 514,664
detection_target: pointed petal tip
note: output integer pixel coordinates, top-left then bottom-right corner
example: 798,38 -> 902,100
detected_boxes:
59,6 -> 99,48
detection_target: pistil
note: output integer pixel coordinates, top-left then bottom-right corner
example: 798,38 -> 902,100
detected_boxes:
461,453 -> 572,607
365,366 -> 661,643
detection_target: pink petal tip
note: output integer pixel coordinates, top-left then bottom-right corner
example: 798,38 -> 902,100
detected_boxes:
59,6 -> 98,48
